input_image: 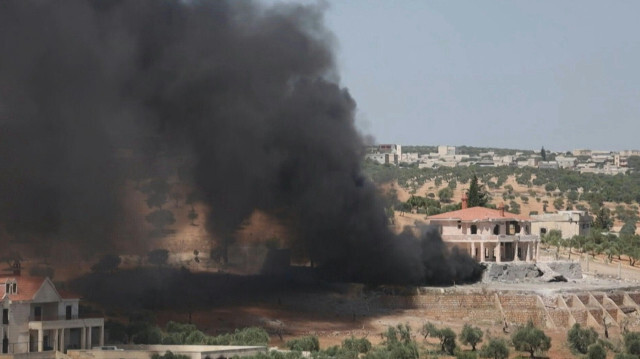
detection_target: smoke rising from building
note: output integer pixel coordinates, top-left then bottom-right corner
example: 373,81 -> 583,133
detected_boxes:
0,0 -> 481,284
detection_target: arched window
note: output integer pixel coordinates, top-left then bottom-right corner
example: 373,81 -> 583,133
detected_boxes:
493,225 -> 500,235
471,225 -> 478,234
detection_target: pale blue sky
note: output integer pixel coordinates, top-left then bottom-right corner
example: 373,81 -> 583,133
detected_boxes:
268,1 -> 640,151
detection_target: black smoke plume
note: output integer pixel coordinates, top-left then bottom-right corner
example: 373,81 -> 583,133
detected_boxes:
0,0 -> 481,284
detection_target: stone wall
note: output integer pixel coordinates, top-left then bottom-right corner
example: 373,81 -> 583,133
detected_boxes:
375,290 -> 640,329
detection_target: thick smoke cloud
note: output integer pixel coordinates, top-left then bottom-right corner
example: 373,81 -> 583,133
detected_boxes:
0,0 -> 481,284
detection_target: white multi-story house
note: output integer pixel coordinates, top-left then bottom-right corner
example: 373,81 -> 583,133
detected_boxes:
1,267 -> 104,354
427,197 -> 540,263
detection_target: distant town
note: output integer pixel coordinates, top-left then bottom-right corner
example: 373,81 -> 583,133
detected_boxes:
366,144 -> 638,175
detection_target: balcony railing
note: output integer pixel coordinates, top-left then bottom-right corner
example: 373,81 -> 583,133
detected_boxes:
441,234 -> 539,242
28,314 -> 101,322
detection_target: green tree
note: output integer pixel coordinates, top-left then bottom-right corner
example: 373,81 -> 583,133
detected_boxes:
572,234 -> 587,254
421,322 -> 456,355
437,328 -> 457,355
586,343 -> 606,359
627,155 -> 640,171
621,234 -> 640,265
553,197 -> 565,211
460,324 -> 483,351
467,175 -> 489,208
621,220 -> 638,236
286,336 -> 319,352
382,324 -> 419,359
540,146 -> 546,161
624,331 -> 640,355
567,190 -> 579,203
342,337 -> 371,354
543,229 -> 563,258
509,200 -> 521,214
594,207 -> 613,231
479,338 -> 509,359
420,322 -> 439,339
438,187 -> 454,203
511,321 -> 551,358
567,323 -> 598,354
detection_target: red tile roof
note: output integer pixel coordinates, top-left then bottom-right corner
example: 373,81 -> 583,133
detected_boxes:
428,206 -> 531,222
0,276 -> 79,301
0,276 -> 47,301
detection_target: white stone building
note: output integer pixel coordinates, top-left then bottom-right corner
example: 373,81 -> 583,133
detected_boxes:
365,144 -> 402,165
1,269 -> 104,354
531,210 -> 592,239
437,145 -> 456,156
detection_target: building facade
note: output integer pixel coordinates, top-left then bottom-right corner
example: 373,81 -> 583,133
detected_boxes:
427,198 -> 540,263
365,144 -> 402,165
1,269 -> 104,354
530,210 -> 592,239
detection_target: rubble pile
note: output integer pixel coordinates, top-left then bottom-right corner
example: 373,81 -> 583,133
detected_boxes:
483,261 -> 583,283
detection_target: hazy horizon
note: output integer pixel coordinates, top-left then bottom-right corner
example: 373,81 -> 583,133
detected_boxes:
266,1 -> 640,152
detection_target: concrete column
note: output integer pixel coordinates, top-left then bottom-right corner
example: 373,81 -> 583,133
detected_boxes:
54,329 -> 59,352
480,242 -> 485,262
37,329 -> 43,352
496,242 -> 501,263
81,328 -> 86,349
87,327 -> 92,349
536,242 -> 540,261
60,329 -> 65,353
526,243 -> 531,262
471,242 -> 476,260
99,326 -> 104,347
514,241 -> 519,261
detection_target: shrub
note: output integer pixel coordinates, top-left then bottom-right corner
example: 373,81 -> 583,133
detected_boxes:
456,351 -> 478,359
625,332 -> 640,355
286,336 -> 320,352
342,337 -> 371,353
479,338 -> 509,359
567,323 -> 598,354
586,343 -> 607,359
151,351 -> 190,359
614,353 -> 640,359
131,325 -> 164,344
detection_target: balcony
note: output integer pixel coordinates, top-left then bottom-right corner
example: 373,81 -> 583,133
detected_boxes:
28,315 -> 103,331
441,234 -> 539,242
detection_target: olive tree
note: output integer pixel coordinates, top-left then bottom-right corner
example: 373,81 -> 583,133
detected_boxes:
460,324 -> 483,351
511,321 -> 551,358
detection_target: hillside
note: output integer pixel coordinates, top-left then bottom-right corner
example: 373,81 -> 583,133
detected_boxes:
375,170 -> 639,235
